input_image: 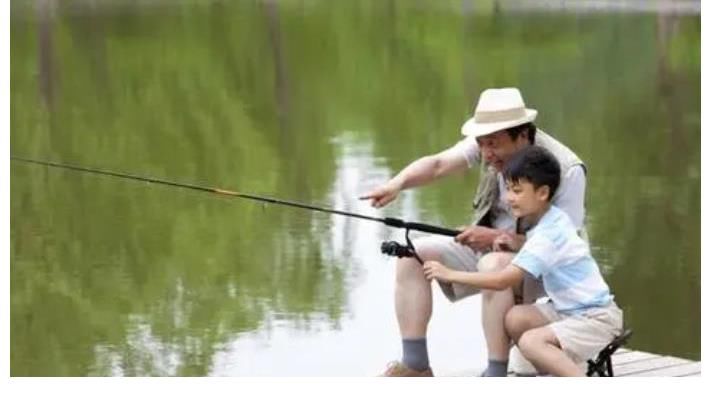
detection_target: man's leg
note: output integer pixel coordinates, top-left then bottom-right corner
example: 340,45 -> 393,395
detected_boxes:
383,236 -> 480,376
478,252 -> 516,376
384,239 -> 448,376
395,255 -> 433,339
393,254 -> 434,374
517,326 -> 584,376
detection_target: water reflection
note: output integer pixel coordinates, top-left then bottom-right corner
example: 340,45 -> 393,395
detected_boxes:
211,134 -> 487,376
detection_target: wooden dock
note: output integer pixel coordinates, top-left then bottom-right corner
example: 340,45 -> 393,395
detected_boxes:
441,348 -> 700,377
601,348 -> 701,377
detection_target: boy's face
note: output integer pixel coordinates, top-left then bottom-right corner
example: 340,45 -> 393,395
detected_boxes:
504,178 -> 551,218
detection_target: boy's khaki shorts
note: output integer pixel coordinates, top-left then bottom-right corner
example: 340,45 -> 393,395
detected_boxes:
535,301 -> 624,362
411,235 -> 545,303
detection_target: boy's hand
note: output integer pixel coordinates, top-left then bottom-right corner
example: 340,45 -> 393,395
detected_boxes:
423,260 -> 455,282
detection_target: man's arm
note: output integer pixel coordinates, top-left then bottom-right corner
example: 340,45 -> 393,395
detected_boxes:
423,261 -> 526,290
493,232 -> 526,252
360,141 -> 473,208
390,148 -> 470,190
454,226 -> 510,251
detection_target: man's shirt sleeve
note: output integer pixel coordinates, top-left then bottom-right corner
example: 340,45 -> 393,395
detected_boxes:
450,135 -> 481,168
552,165 -> 586,230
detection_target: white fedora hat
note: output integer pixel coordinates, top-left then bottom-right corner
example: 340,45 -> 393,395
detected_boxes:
461,87 -> 537,138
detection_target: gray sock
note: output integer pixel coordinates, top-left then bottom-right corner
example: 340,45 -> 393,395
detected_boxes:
481,359 -> 509,377
402,338 -> 429,371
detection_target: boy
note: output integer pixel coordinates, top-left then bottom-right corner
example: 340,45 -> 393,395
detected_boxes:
423,146 -> 623,376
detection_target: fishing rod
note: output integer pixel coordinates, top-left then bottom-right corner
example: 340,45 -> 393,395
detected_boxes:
11,156 -> 460,261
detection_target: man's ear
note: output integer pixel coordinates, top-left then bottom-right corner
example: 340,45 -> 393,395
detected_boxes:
520,130 -> 528,142
515,130 -> 529,147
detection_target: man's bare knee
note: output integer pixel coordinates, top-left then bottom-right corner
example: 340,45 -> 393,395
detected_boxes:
394,239 -> 444,286
395,257 -> 426,284
478,252 -> 513,273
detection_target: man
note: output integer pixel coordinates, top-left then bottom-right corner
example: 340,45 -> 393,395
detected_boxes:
362,87 -> 587,377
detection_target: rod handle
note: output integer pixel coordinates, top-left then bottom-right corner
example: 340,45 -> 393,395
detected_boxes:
383,217 -> 460,237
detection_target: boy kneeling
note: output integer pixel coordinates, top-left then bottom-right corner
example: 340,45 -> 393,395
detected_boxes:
423,146 -> 623,377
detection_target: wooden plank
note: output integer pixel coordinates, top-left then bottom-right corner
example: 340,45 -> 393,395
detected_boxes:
682,372 -> 702,377
616,356 -> 693,376
627,362 -> 701,377
611,350 -> 659,365
441,349 -> 699,377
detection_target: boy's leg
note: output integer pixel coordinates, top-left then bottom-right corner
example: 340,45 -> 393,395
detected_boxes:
503,304 -> 552,376
508,276 -> 547,375
517,326 -> 585,376
516,302 -> 624,377
504,304 -> 552,343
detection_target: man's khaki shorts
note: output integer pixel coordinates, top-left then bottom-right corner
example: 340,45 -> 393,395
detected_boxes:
535,301 -> 624,362
411,235 -> 545,303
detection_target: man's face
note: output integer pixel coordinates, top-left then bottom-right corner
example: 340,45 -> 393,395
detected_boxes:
475,129 -> 529,172
504,179 -> 550,219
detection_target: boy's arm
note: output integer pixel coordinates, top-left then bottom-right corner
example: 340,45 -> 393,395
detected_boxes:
423,261 -> 526,291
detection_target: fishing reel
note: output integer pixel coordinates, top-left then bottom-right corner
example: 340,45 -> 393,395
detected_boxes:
380,240 -> 416,258
380,228 -> 424,264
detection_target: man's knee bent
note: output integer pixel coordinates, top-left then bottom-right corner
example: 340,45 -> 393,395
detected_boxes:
394,244 -> 443,282
478,252 -> 514,273
395,256 -> 426,283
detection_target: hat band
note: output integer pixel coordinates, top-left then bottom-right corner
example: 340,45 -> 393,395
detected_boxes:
474,107 -> 527,124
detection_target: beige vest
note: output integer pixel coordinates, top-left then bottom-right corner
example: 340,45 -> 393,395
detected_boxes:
471,130 -> 586,233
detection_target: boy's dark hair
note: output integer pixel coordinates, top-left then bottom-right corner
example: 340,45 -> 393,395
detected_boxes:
503,146 -> 561,201
506,122 -> 536,145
